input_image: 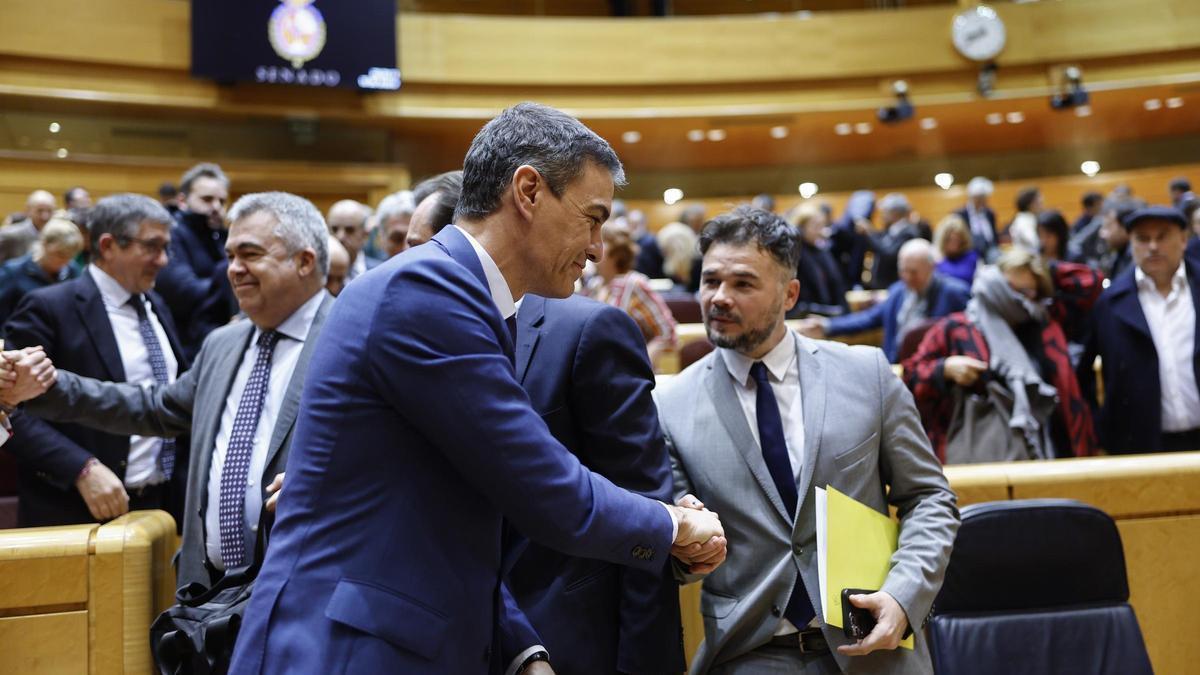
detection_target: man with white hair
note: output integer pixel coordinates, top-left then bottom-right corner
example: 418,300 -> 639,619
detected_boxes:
327,199 -> 380,280
375,191 -> 416,258
956,177 -> 999,263
867,192 -> 922,290
798,238 -> 970,362
23,191 -> 334,593
0,190 -> 58,263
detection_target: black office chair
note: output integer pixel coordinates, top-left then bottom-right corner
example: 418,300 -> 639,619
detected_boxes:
928,499 -> 1153,675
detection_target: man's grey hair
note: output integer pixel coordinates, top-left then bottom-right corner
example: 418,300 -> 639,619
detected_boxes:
180,162 -> 229,195
455,102 -> 625,221
879,193 -> 911,215
88,193 -> 174,249
376,191 -> 415,224
898,237 -> 935,265
966,176 -> 994,197
229,192 -> 330,278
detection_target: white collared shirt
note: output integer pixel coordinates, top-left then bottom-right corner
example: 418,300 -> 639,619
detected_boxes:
718,334 -> 812,634
1135,263 -> 1200,432
454,225 -> 518,320
348,252 -> 368,281
89,265 -> 178,488
205,290 -> 327,570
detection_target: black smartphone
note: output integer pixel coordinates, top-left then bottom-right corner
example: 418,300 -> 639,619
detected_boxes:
841,588 -> 878,640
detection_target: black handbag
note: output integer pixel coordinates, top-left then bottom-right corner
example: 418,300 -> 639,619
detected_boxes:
150,515 -> 269,675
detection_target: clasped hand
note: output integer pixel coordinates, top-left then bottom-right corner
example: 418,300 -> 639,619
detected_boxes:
669,494 -> 728,574
0,346 -> 56,407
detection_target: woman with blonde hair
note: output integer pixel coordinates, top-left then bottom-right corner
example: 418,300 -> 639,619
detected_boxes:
0,218 -> 83,320
655,221 -> 698,292
582,222 -> 677,363
932,213 -> 979,286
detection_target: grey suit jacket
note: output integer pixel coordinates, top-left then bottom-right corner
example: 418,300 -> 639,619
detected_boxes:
656,333 -> 958,674
25,293 -> 334,588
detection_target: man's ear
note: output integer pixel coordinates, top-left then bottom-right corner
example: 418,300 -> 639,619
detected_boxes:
783,277 -> 801,312
94,233 -> 116,260
294,249 -> 317,278
510,165 -> 543,222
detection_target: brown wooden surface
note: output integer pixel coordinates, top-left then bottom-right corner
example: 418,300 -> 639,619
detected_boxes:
0,611 -> 89,674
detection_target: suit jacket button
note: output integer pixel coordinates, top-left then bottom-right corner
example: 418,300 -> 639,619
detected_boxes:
771,605 -> 782,617
793,542 -> 803,556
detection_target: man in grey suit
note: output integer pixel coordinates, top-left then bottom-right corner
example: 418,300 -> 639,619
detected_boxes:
659,206 -> 959,674
23,191 -> 333,589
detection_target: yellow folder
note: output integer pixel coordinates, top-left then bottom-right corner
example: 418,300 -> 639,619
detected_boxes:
816,485 -> 914,649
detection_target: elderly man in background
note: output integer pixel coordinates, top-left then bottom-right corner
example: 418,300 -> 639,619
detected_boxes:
955,177 -> 999,263
374,191 -> 416,258
867,193 -> 923,290
0,190 -> 58,263
64,186 -> 93,211
406,171 -> 464,249
157,162 -> 238,360
327,199 -> 381,281
23,191 -> 334,595
0,218 -> 84,321
800,238 -> 970,363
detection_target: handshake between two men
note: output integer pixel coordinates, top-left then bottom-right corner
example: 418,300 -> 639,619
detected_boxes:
0,346 -> 56,412
668,493 -> 728,574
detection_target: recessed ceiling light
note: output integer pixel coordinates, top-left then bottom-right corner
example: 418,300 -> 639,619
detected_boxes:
919,117 -> 938,130
854,122 -> 872,135
834,123 -> 853,136
48,122 -> 61,133
1144,99 -> 1162,111
621,130 -> 641,143
798,182 -> 819,199
1166,97 -> 1184,109
1006,111 -> 1025,124
663,188 -> 684,205
686,129 -> 705,142
986,113 -> 1004,125
1080,160 -> 1100,177
56,148 -> 69,159
706,129 -> 727,142
1074,105 -> 1092,117
769,126 -> 789,139
934,173 -> 954,190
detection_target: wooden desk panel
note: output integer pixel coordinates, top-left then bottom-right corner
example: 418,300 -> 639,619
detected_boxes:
0,611 -> 88,674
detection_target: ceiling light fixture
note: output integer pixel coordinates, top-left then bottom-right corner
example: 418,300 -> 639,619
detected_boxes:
48,122 -> 61,133
663,188 -> 684,205
706,129 -> 727,142
686,129 -> 705,142
1074,105 -> 1092,117
56,148 -> 69,159
854,122 -> 872,135
1143,99 -> 1162,111
986,112 -> 1003,125
1005,111 -> 1025,124
934,173 -> 954,190
1166,97 -> 1184,109
834,123 -> 853,136
798,182 -> 819,199
770,126 -> 789,139
1080,160 -> 1100,177
621,131 -> 641,144
919,117 -> 938,130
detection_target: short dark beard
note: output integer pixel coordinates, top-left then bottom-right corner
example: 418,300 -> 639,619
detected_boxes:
705,298 -> 785,355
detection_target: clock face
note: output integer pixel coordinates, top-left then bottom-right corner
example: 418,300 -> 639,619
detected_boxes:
952,5 -> 1007,62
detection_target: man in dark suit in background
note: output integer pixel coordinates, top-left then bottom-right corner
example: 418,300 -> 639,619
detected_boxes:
508,292 -> 686,674
228,102 -> 725,675
23,192 -> 334,591
406,170 -> 464,249
4,194 -> 188,526
157,162 -> 238,360
956,177 -> 999,264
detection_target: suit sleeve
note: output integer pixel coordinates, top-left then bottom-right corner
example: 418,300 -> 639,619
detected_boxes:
497,581 -> 544,675
571,306 -> 684,674
22,367 -> 196,439
660,400 -> 707,587
874,349 -> 960,633
367,261 -> 674,573
826,296 -> 888,337
2,291 -> 98,488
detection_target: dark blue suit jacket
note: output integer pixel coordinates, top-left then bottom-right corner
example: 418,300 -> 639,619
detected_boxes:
2,271 -> 187,525
229,226 -> 675,675
0,253 -> 79,323
1081,257 -> 1200,453
826,274 -> 971,362
507,294 -> 684,674
156,210 -> 238,360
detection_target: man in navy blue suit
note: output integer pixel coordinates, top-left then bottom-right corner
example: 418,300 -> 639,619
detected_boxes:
230,103 -> 726,675
508,292 -> 687,674
797,239 -> 970,363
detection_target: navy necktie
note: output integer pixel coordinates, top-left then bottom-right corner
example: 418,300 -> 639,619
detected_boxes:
750,361 -> 816,627
129,295 -> 176,479
217,329 -> 280,569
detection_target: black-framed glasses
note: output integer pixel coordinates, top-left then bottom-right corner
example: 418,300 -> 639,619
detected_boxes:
116,236 -> 170,256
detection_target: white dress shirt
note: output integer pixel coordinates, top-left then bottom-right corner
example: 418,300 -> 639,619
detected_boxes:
205,290 -> 327,571
1136,263 -> 1200,432
719,334 -> 814,634
89,265 -> 178,488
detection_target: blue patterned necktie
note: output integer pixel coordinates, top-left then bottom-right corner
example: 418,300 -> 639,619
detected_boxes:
218,329 -> 280,569
128,295 -> 176,479
750,361 -> 816,627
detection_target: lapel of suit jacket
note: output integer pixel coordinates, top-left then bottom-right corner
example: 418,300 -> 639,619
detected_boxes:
515,294 -> 545,384
262,293 -> 333,475
73,272 -> 126,382
193,319 -> 256,516
1108,272 -> 1153,341
432,225 -> 518,361
705,348 -> 792,526
793,333 -> 826,516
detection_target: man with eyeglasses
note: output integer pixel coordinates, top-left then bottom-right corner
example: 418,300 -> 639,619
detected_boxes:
2,193 -> 188,526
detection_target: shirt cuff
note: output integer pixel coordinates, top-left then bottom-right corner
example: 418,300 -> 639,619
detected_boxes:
661,501 -> 679,543
505,645 -> 548,675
